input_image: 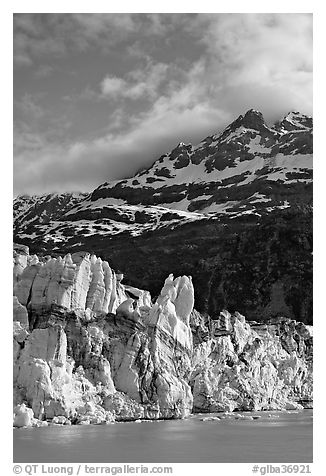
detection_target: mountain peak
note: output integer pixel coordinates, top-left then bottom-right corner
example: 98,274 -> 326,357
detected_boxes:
275,111 -> 313,132
244,108 -> 264,118
241,109 -> 265,129
224,109 -> 266,135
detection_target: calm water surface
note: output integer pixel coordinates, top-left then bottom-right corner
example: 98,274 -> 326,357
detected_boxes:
13,410 -> 313,463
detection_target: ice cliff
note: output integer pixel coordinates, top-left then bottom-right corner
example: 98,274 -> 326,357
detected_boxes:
13,245 -> 312,427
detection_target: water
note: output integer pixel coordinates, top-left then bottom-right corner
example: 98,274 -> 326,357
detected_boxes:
13,410 -> 312,463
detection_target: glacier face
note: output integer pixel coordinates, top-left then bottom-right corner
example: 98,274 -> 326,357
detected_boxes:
13,247 -> 313,428
13,247 -> 194,425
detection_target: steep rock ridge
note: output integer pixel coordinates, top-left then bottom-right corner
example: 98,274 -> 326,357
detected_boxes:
14,192 -> 87,239
88,109 -> 312,213
13,248 -> 312,428
274,112 -> 313,133
13,247 -> 194,426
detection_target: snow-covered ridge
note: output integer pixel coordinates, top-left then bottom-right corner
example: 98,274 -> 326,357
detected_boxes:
92,109 -> 312,198
14,192 -> 88,223
13,109 -> 312,249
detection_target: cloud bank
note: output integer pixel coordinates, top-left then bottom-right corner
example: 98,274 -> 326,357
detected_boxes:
13,13 -> 312,196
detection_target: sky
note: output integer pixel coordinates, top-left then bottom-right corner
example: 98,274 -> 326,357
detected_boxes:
13,12 -> 313,196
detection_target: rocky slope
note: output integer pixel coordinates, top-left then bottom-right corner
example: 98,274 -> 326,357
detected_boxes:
13,109 -> 313,324
14,110 -> 312,244
89,110 -> 312,212
13,246 -> 312,428
14,192 -> 88,235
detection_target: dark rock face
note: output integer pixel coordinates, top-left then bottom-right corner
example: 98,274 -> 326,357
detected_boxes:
16,206 -> 311,324
75,208 -> 311,325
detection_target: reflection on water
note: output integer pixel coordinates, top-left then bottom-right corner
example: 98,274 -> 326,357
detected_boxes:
14,410 -> 313,463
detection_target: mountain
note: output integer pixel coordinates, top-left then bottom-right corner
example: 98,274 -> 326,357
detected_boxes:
13,110 -> 313,324
89,109 -> 312,214
14,192 -> 88,238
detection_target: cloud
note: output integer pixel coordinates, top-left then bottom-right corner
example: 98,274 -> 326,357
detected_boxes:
34,64 -> 54,78
101,76 -> 128,97
101,62 -> 173,101
14,13 -> 313,196
13,14 -> 134,66
13,115 -> 213,196
13,15 -> 68,67
13,65 -> 232,196
188,13 -> 313,120
15,94 -> 45,119
126,63 -> 171,100
98,13 -> 312,115
13,13 -> 181,68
